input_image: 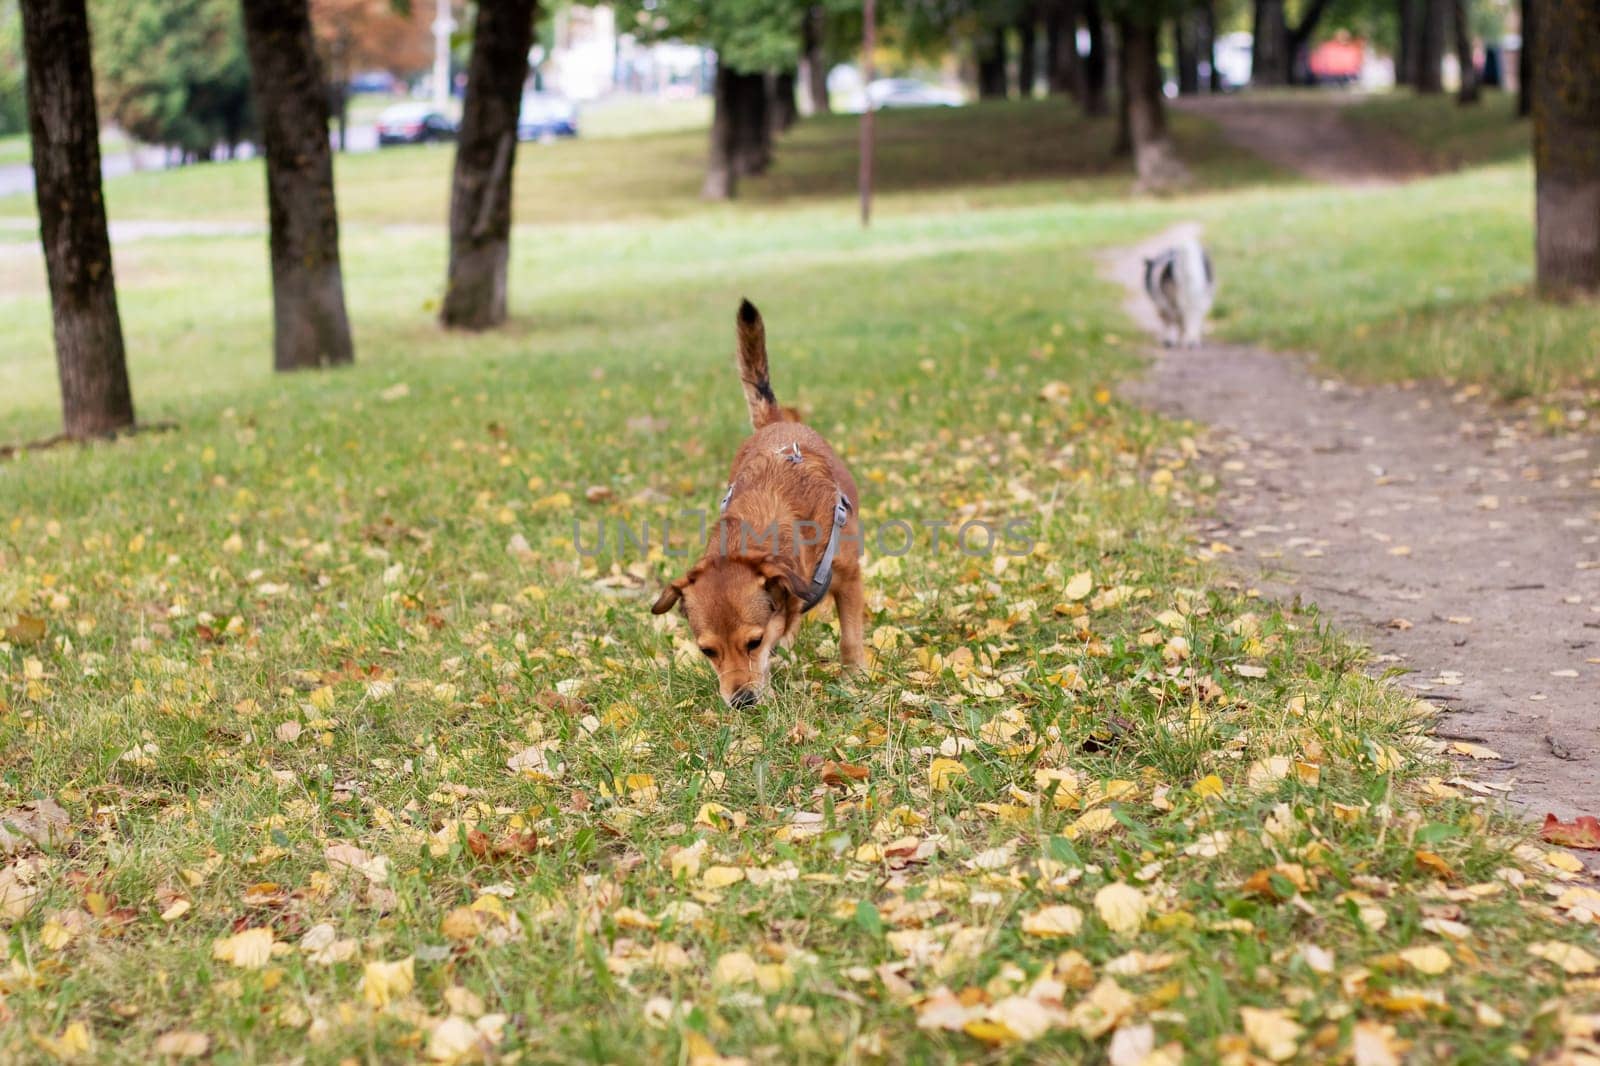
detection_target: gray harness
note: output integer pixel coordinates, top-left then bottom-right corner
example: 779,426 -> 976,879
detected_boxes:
720,447 -> 852,614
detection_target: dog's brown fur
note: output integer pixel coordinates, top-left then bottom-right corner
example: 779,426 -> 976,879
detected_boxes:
651,300 -> 865,706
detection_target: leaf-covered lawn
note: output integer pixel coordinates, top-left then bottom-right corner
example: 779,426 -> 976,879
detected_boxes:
3,101 -> 1599,1065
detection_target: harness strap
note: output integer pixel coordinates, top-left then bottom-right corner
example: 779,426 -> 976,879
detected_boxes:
718,482 -> 851,614
799,491 -> 851,613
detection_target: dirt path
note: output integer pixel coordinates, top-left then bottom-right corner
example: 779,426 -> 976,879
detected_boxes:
1175,95 -> 1430,184
1109,223 -> 1600,826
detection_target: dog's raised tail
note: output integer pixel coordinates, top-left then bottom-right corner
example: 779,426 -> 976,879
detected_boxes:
736,299 -> 786,429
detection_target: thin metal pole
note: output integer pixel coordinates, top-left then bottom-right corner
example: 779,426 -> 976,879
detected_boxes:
859,0 -> 876,227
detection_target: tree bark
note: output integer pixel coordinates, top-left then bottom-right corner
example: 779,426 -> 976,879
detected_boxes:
768,70 -> 798,135
1017,12 -> 1038,98
1532,0 -> 1600,297
19,0 -> 135,439
1175,11 -> 1200,95
977,26 -> 1009,99
439,0 -> 536,330
1398,0 -> 1417,86
1286,0 -> 1336,82
800,6 -> 830,114
1518,0 -> 1533,117
240,0 -> 354,369
1045,0 -> 1084,99
1453,0 -> 1479,104
1252,0 -> 1289,86
1114,19 -> 1130,156
1416,0 -> 1446,93
1082,0 -> 1108,114
703,61 -> 737,200
1118,15 -> 1187,189
732,71 -> 770,177
1203,0 -> 1222,91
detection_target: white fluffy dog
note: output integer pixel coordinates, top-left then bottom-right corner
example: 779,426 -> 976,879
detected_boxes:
1143,239 -> 1215,348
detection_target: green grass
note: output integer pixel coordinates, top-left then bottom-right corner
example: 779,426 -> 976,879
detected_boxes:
0,132 -> 27,167
1202,161 -> 1600,409
1,98 -> 1597,1064
0,101 -> 1278,229
1344,91 -> 1532,173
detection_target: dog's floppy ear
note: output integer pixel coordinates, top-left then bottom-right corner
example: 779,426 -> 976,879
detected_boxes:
651,576 -> 690,614
754,555 -> 808,604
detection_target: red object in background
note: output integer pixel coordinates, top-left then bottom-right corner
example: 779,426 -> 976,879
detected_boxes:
1309,37 -> 1365,81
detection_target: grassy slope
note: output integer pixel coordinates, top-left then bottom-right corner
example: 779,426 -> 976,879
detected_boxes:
1206,93 -> 1600,410
1,100 -> 1597,1064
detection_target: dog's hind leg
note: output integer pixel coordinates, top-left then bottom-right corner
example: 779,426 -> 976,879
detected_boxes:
832,571 -> 866,669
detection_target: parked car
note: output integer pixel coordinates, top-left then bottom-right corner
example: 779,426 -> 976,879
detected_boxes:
1214,32 -> 1253,91
349,70 -> 398,95
865,78 -> 964,110
376,103 -> 456,146
518,93 -> 579,141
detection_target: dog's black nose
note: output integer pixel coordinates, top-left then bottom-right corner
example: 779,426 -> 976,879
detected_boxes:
728,687 -> 758,709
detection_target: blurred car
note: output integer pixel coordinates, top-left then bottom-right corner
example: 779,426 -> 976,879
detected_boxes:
376,103 -> 457,146
866,78 -> 963,110
1308,34 -> 1365,85
518,93 -> 579,141
1214,32 -> 1253,91
349,70 -> 398,95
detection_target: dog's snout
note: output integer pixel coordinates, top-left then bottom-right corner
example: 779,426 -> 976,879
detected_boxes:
728,686 -> 759,709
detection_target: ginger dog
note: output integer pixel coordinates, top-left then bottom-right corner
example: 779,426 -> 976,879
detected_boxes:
651,300 -> 865,707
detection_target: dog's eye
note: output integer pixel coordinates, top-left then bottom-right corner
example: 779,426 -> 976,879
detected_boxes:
700,647 -> 717,659
745,637 -> 762,652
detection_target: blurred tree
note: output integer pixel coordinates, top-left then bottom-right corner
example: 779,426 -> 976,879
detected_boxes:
1452,0 -> 1476,102
619,0 -> 807,199
240,0 -> 355,370
0,3 -> 25,137
1516,0 -> 1529,115
91,0 -> 256,159
1043,0 -> 1085,100
1531,0 -> 1599,297
1109,0 -> 1188,187
1252,0 -> 1338,84
1415,0 -> 1444,91
19,0 -> 135,438
310,0 -> 431,149
441,0 -> 536,329
799,5 -> 830,112
1082,0 -> 1107,112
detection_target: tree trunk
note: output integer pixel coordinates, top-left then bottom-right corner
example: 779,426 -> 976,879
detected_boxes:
1398,0 -> 1417,86
768,70 -> 798,134
800,6 -> 830,114
1286,0 -> 1336,83
1017,12 -> 1038,98
1114,19 -> 1131,156
977,27 -> 1009,99
1416,0 -> 1446,93
1532,0 -> 1600,297
240,0 -> 354,370
703,61 -> 737,200
1252,0 -> 1290,86
1119,15 -> 1187,189
1083,0 -> 1108,114
732,71 -> 770,176
1175,11 -> 1200,95
1203,0 -> 1222,91
439,0 -> 535,331
1453,0 -> 1479,103
1045,0 -> 1084,99
1518,0 -> 1533,117
19,0 -> 135,439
